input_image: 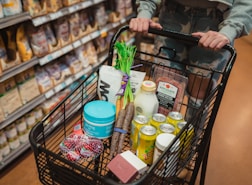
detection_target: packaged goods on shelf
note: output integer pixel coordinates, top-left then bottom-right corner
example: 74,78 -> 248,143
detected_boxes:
45,0 -> 63,13
54,17 -> 71,47
0,77 -> 22,117
15,67 -> 41,104
124,0 -> 133,16
16,25 -> 33,62
0,107 -> 4,122
44,23 -> 61,52
0,141 -> 10,157
25,111 -> 36,129
33,106 -> 44,122
22,0 -> 47,17
45,62 -> 65,86
62,0 -> 80,7
0,3 -> 4,18
69,13 -> 81,41
35,66 -> 53,93
15,117 -> 27,133
0,35 -> 7,74
0,28 -> 22,71
56,60 -> 72,79
94,36 -> 107,54
84,41 -> 98,65
27,24 -> 49,57
1,0 -> 23,17
115,0 -> 125,18
65,53 -> 82,74
18,129 -> 29,143
79,10 -> 97,36
93,3 -> 108,29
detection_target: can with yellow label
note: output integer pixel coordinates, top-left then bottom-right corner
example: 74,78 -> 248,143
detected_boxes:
150,113 -> 166,130
158,123 -> 175,135
130,115 -> 148,151
136,125 -> 157,165
167,111 -> 183,129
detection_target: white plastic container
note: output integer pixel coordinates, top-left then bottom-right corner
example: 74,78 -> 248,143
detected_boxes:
134,80 -> 159,119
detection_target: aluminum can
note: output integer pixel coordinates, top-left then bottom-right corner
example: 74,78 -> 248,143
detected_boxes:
150,113 -> 166,130
167,111 -> 183,128
158,123 -> 175,135
130,115 -> 148,151
137,125 -> 157,165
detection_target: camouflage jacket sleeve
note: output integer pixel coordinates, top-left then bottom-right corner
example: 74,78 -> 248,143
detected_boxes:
136,0 -> 161,19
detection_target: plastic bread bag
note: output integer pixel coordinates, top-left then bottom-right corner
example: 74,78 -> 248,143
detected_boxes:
44,23 -> 60,52
1,0 -> 22,17
16,25 -> 33,62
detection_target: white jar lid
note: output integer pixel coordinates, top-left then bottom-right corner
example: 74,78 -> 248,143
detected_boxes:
155,133 -> 178,151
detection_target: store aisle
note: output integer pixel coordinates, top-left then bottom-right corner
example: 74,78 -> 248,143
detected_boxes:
0,35 -> 252,185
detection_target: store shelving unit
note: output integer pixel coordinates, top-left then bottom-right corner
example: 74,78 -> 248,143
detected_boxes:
0,0 -> 135,170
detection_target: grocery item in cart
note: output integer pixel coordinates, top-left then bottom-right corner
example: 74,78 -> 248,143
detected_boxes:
83,100 -> 115,139
136,125 -> 157,165
130,115 -> 148,151
134,80 -> 159,119
153,66 -> 188,115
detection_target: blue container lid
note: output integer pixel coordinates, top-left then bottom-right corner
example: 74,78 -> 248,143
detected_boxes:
84,100 -> 116,123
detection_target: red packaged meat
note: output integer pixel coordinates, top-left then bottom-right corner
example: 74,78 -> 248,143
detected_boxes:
153,66 -> 188,116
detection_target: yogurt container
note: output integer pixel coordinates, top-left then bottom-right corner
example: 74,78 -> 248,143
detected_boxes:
83,100 -> 115,139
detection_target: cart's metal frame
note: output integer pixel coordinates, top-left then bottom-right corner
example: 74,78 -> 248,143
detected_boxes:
29,25 -> 236,185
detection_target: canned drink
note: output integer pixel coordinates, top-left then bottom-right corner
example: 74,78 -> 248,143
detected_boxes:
150,113 -> 166,130
158,123 -> 175,135
130,115 -> 148,151
167,111 -> 183,128
137,125 -> 157,165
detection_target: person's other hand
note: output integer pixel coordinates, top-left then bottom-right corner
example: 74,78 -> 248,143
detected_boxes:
129,18 -> 162,32
192,31 -> 230,49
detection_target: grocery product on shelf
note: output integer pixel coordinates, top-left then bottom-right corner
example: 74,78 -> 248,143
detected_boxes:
54,17 -> 71,47
15,67 -> 41,104
16,24 -> 33,62
22,0 -> 47,17
45,0 -> 63,13
34,66 -> 53,93
1,0 -> 22,17
44,23 -> 60,52
69,12 -> 81,41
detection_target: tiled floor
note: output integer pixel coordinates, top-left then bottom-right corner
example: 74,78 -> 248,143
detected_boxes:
0,35 -> 252,185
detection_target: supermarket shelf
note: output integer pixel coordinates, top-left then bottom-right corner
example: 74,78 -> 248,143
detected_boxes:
0,140 -> 30,171
0,95 -> 46,130
0,12 -> 31,29
0,57 -> 39,83
31,0 -> 105,27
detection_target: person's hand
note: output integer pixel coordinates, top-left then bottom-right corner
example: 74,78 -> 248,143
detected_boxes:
129,17 -> 162,32
192,31 -> 230,49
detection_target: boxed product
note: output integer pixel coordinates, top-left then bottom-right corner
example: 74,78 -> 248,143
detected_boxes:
0,77 -> 23,117
15,68 -> 41,104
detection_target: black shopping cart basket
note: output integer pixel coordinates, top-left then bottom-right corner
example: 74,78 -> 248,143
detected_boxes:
29,25 -> 236,185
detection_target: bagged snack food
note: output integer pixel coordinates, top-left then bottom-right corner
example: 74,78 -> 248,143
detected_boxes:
22,0 -> 47,17
35,66 -> 53,93
0,34 -> 7,73
65,53 -> 82,74
44,23 -> 60,52
45,0 -> 63,13
45,62 -> 64,86
1,0 -> 22,17
74,45 -> 89,68
69,13 -> 81,41
93,4 -> 108,29
54,18 -> 71,47
27,24 -> 49,57
153,66 -> 188,115
16,25 -> 33,62
62,0 -> 79,7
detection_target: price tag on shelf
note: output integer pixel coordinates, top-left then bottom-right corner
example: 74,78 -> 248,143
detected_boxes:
45,90 -> 54,99
65,78 -> 73,86
73,40 -> 82,48
32,16 -> 48,26
62,45 -> 73,54
100,27 -> 108,38
39,55 -> 51,65
55,82 -> 66,93
93,0 -> 104,4
112,22 -> 120,28
51,50 -> 63,60
81,35 -> 91,44
82,0 -> 92,8
49,11 -> 63,20
75,71 -> 85,80
90,31 -> 100,39
68,4 -> 80,13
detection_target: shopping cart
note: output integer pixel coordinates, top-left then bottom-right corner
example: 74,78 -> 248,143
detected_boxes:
29,25 -> 236,185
